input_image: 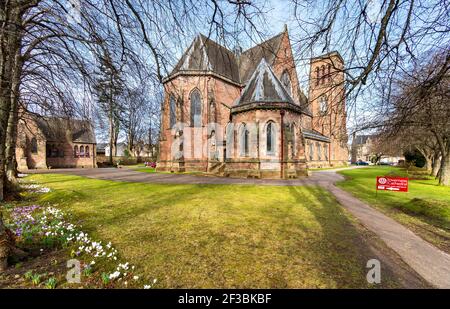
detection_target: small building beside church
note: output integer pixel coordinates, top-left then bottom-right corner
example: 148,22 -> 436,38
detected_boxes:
16,114 -> 97,170
158,27 -> 348,178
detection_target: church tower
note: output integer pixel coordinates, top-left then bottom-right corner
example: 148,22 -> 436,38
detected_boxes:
308,51 -> 348,164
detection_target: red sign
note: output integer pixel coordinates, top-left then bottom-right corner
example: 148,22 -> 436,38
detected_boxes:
376,176 -> 408,192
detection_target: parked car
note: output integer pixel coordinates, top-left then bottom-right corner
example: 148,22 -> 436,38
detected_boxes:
144,161 -> 157,168
356,160 -> 369,166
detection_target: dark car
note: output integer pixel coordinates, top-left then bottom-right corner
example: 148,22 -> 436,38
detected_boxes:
356,160 -> 369,166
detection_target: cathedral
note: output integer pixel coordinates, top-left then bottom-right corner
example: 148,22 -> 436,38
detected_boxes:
157,27 -> 348,178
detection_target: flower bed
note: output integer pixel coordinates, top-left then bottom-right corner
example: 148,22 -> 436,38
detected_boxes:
21,184 -> 51,193
6,203 -> 157,289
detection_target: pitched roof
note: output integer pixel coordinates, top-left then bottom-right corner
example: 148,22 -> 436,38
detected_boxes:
303,129 -> 330,143
170,34 -> 240,83
167,30 -> 311,112
238,32 -> 284,83
237,58 -> 294,105
34,116 -> 96,144
169,32 -> 285,85
354,135 -> 374,145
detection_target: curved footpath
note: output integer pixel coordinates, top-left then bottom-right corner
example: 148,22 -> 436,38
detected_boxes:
29,167 -> 450,288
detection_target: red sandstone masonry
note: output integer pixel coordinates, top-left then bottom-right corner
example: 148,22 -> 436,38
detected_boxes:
158,30 -> 348,177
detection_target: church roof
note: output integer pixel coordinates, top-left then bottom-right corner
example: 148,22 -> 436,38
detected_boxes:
238,32 -> 284,83
167,30 -> 311,113
168,32 -> 285,85
237,58 -> 294,105
303,129 -> 330,143
33,116 -> 96,144
170,34 -> 240,83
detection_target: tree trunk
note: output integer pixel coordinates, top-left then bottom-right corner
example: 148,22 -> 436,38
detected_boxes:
108,116 -> 113,165
0,5 -> 19,201
438,151 -> 450,186
425,156 -> 432,172
431,152 -> 441,177
113,116 -> 119,156
5,46 -> 22,183
0,214 -> 10,271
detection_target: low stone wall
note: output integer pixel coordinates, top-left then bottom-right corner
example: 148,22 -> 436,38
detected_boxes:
156,159 -> 208,173
307,160 -> 348,169
224,159 -> 308,179
97,155 -> 154,166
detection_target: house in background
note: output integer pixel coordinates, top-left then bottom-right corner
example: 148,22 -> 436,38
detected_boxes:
351,135 -> 374,163
351,134 -> 404,164
16,114 -> 97,170
104,142 -> 127,157
96,143 -> 107,156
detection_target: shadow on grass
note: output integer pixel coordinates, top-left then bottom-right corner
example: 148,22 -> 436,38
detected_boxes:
25,174 -> 424,288
286,185 -> 392,288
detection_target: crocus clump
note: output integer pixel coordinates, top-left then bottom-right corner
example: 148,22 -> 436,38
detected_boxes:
21,184 -> 51,193
7,205 -> 157,288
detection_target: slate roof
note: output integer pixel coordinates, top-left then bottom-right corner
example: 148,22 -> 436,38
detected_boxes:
354,135 -> 373,145
34,116 -> 96,144
238,32 -> 284,83
302,129 -> 330,143
169,32 -> 286,86
167,30 -> 313,115
170,34 -> 240,83
96,143 -> 108,151
237,58 -> 294,105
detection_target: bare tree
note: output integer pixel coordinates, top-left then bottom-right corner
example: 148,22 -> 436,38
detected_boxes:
380,50 -> 449,184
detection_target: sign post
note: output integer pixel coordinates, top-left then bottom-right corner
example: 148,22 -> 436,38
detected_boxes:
376,176 -> 409,194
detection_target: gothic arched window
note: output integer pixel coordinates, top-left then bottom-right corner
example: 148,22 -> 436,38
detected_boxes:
74,145 -> 79,158
266,121 -> 276,155
324,144 -> 329,161
169,94 -> 176,128
190,89 -> 202,127
85,146 -> 90,158
317,142 -> 322,160
316,67 -> 320,85
291,124 -> 297,157
319,96 -> 328,114
309,142 -> 314,161
327,65 -> 331,82
51,145 -> 58,157
31,137 -> 38,154
281,71 -> 292,96
321,65 -> 326,84
80,146 -> 85,158
240,124 -> 249,157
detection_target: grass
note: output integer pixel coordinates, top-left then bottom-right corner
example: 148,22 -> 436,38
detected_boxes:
308,165 -> 349,171
123,164 -> 156,173
14,173 -> 408,288
337,166 -> 450,253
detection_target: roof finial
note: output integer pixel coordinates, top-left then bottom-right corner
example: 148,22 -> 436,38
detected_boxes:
284,24 -> 288,32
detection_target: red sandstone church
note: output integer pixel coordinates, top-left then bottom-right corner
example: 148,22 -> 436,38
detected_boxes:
158,27 -> 348,178
16,114 -> 97,170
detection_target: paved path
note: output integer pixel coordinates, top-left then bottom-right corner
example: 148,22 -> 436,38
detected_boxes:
29,166 -> 450,288
28,167 -> 347,186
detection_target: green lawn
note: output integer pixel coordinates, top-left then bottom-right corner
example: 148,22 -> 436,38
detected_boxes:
17,173 -> 407,288
337,166 -> 450,253
308,166 -> 348,171
121,164 -> 156,173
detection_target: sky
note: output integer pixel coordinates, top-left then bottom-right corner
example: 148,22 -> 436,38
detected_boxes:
89,0 -> 449,143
